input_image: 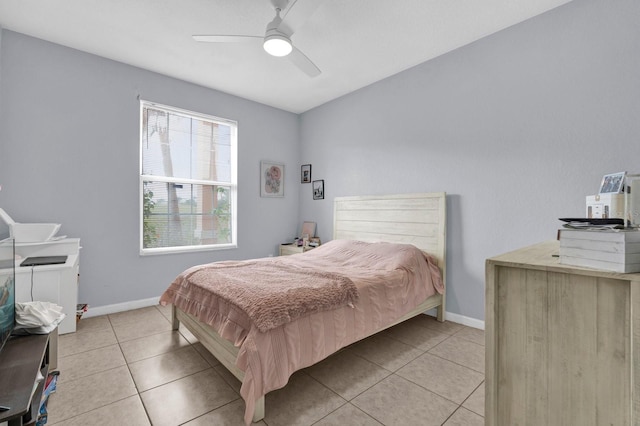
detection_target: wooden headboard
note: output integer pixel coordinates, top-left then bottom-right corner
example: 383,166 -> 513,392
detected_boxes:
333,192 -> 447,273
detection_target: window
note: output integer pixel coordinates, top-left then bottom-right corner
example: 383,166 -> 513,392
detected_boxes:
140,101 -> 237,254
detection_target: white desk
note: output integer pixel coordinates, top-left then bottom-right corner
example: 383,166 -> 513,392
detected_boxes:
14,239 -> 80,334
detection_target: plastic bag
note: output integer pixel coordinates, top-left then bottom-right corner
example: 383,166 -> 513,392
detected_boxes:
14,301 -> 66,334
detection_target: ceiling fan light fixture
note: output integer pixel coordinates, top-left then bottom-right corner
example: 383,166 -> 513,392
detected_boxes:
263,34 -> 292,57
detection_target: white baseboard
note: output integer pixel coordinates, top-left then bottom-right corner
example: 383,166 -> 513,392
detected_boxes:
83,297 -> 160,318
85,296 -> 485,330
442,311 -> 484,330
424,308 -> 484,330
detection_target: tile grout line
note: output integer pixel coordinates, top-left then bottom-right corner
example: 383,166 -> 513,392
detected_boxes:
111,312 -> 156,426
457,380 -> 485,417
49,315 -> 143,425
54,309 -> 485,425
425,348 -> 485,375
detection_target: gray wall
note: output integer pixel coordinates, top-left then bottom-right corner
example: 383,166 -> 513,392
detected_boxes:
0,31 -> 300,307
2,0 -> 639,322
299,0 -> 640,320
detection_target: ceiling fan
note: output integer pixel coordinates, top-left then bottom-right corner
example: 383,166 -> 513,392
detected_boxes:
193,0 -> 323,77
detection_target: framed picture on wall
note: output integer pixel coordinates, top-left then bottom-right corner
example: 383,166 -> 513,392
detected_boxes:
261,161 -> 284,197
301,164 -> 312,183
599,171 -> 626,194
313,179 -> 324,200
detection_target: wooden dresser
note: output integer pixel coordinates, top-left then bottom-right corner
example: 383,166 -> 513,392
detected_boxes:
485,240 -> 639,425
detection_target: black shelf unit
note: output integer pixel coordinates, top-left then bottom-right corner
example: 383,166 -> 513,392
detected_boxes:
0,334 -> 51,426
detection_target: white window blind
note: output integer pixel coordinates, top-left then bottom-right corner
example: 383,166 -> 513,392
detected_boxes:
140,101 -> 237,254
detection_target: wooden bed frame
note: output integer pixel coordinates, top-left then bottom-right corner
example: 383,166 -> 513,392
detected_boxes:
170,192 -> 447,422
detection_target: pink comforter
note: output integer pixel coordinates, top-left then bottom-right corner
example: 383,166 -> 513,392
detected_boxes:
160,239 -> 443,424
161,260 -> 359,332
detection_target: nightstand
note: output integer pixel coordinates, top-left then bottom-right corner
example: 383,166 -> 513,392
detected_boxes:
279,244 -> 314,256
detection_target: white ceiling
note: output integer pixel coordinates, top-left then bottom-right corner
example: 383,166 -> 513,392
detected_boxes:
0,0 -> 572,113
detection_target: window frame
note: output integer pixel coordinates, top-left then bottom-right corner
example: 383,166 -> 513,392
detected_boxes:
139,100 -> 238,255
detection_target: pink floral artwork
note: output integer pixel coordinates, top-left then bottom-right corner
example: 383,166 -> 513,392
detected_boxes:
261,161 -> 284,197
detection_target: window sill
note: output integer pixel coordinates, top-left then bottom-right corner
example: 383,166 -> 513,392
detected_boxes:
139,243 -> 237,256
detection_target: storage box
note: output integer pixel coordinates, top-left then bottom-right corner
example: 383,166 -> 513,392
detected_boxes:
559,229 -> 640,273
0,208 -> 61,243
586,194 -> 625,219
10,223 -> 61,243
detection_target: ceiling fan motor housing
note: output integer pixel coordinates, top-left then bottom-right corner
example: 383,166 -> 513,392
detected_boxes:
263,8 -> 292,56
269,0 -> 290,11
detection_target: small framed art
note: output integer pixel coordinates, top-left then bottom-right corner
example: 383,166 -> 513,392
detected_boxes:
261,161 -> 284,197
301,221 -> 316,238
313,179 -> 324,200
599,172 -> 626,194
301,164 -> 312,183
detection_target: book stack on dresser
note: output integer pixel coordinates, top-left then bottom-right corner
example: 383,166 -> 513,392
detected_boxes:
559,228 -> 640,273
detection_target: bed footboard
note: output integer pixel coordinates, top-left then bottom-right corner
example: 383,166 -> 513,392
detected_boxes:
170,305 -> 265,423
168,289 -> 442,423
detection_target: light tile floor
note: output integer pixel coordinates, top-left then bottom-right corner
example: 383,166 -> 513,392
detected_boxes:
47,305 -> 485,425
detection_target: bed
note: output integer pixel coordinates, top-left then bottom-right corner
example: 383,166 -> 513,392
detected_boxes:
161,192 -> 447,424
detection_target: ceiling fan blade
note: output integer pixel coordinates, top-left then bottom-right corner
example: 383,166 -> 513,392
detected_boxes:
288,46 -> 321,77
278,0 -> 325,36
193,35 -> 262,43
